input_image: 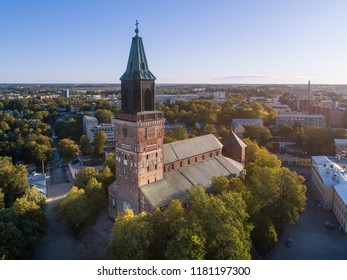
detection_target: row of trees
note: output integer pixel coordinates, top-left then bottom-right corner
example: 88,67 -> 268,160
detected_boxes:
0,111 -> 52,164
56,131 -> 107,161
243,139 -> 306,254
107,186 -> 252,260
277,124 -> 347,156
53,154 -> 115,234
0,157 -> 47,259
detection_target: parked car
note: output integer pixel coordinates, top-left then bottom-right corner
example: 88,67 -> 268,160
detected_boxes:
324,221 -> 336,230
285,239 -> 293,248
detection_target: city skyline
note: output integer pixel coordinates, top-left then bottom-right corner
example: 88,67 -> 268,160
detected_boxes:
1,0 -> 347,84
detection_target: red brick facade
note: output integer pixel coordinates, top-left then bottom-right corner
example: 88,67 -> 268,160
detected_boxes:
108,114 -> 165,217
163,149 -> 221,172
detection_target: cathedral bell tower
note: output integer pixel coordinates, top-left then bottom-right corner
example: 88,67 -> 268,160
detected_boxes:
108,21 -> 165,218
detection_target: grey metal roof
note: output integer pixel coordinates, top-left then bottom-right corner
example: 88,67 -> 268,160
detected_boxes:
232,118 -> 264,128
120,28 -> 156,81
163,134 -> 223,164
140,155 -> 243,208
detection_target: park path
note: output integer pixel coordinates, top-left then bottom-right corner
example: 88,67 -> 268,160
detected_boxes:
33,160 -> 113,260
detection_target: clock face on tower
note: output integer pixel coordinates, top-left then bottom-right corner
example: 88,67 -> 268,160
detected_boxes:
122,127 -> 128,137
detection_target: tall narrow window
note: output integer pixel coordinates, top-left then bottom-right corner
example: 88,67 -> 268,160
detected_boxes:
144,89 -> 152,111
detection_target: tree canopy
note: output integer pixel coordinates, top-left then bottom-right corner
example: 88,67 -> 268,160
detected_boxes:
93,131 -> 107,156
58,138 -> 79,160
107,186 -> 252,260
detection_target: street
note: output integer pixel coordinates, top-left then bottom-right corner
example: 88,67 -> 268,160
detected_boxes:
34,148 -> 113,260
268,167 -> 347,260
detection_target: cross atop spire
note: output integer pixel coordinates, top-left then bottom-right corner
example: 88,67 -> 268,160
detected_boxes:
135,20 -> 139,36
120,21 -> 156,81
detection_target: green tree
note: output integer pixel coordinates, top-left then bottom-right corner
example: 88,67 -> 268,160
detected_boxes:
278,124 -> 294,138
165,110 -> 176,124
0,189 -> 4,210
74,167 -> 98,189
251,215 -> 278,256
58,138 -> 79,160
163,200 -> 206,260
189,187 -> 252,260
107,210 -> 154,260
95,109 -> 112,123
12,187 -> 47,229
0,157 -> 30,207
80,135 -> 92,155
103,153 -> 116,176
243,139 -> 306,254
0,221 -> 26,259
203,123 -> 217,135
85,178 -> 107,221
53,186 -> 89,234
98,166 -> 115,191
0,208 -> 43,259
171,125 -> 189,141
93,131 -> 107,156
243,126 -> 271,146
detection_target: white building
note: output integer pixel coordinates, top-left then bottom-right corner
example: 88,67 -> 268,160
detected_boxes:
83,115 -> 115,143
83,116 -> 98,141
270,104 -> 291,114
92,123 -> 115,143
60,89 -> 69,98
231,119 -> 264,137
311,156 -> 347,232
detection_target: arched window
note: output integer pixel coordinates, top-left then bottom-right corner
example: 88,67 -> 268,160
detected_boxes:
144,89 -> 152,111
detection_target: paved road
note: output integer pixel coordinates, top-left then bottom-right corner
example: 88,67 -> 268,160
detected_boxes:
34,149 -> 112,260
268,167 -> 347,260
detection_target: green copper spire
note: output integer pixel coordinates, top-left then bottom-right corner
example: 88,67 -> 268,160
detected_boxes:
120,21 -> 156,81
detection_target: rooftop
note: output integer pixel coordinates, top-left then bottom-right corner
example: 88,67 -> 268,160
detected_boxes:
163,134 -> 223,164
140,155 -> 243,208
83,115 -> 97,121
312,156 -> 347,204
232,118 -> 264,126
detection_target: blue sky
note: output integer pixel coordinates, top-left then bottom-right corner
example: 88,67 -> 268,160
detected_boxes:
1,0 -> 347,84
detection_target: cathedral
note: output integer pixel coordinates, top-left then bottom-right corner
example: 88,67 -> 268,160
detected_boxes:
108,23 -> 245,218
